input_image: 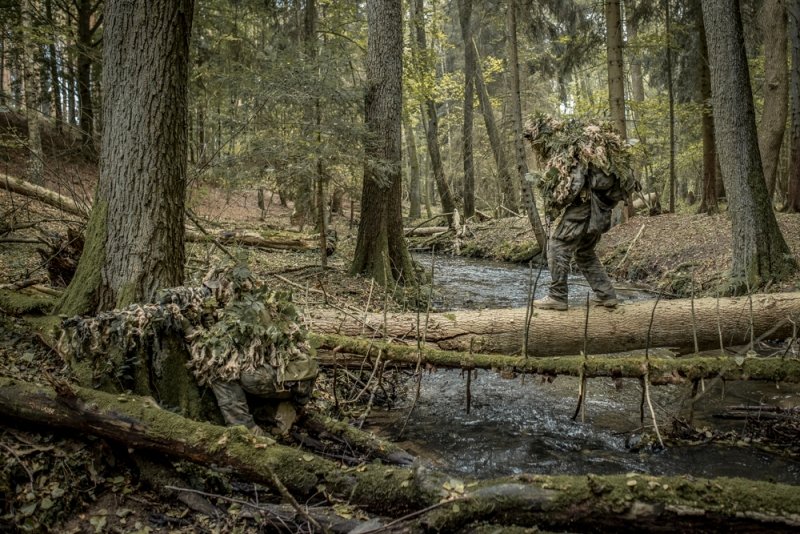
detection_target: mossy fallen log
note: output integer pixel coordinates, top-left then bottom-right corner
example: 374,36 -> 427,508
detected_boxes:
313,333 -> 800,384
2,377 -> 800,531
307,292 -> 800,356
0,288 -> 56,316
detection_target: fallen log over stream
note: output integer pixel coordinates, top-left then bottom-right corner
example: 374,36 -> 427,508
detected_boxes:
2,377 -> 800,531
308,292 -> 800,356
313,333 -> 800,384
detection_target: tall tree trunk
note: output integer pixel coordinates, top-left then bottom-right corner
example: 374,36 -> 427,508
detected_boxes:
606,0 -> 627,138
759,0 -> 789,201
413,0 -> 455,227
22,0 -> 43,185
472,39 -> 518,215
665,0 -> 676,212
351,0 -> 414,286
624,0 -> 645,103
790,0 -> 800,211
403,116 -> 422,219
697,3 -> 719,214
76,0 -> 95,154
56,0 -> 194,315
457,0 -> 476,219
45,0 -> 63,133
702,0 -> 797,288
506,0 -> 547,253
67,50 -> 76,125
0,27 -> 6,106
606,0 -> 632,219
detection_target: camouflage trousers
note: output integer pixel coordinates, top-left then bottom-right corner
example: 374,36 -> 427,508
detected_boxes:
211,367 -> 315,429
547,232 -> 616,304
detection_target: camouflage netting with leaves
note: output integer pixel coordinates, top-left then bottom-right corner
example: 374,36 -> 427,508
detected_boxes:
57,265 -> 317,388
523,114 -> 637,214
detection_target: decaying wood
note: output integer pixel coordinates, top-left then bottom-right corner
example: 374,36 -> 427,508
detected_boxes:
308,292 -> 800,356
314,333 -> 800,384
185,229 -> 320,252
404,226 -> 449,237
2,175 -> 329,253
2,377 -> 800,531
0,173 -> 89,218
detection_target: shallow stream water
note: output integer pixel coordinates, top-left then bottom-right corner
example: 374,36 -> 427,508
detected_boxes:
378,254 -> 800,484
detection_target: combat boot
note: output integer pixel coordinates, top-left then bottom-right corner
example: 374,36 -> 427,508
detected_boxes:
533,296 -> 568,311
590,295 -> 618,308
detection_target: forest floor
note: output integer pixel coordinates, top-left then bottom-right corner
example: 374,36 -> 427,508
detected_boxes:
3,123 -> 800,530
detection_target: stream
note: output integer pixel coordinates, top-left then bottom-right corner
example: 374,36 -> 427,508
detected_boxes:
374,254 -> 800,484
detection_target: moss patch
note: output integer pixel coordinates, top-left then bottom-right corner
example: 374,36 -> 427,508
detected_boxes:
0,289 -> 55,316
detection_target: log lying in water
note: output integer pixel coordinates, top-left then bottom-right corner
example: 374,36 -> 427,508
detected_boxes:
2,376 -> 800,531
313,333 -> 800,384
308,292 -> 800,356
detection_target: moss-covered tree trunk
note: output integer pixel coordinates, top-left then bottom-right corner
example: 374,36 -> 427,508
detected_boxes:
457,0 -> 476,219
56,0 -> 194,316
3,377 -> 800,532
703,0 -> 797,288
351,0 -> 415,286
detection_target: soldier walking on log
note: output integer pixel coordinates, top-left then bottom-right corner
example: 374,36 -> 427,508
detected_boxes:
524,115 -> 639,311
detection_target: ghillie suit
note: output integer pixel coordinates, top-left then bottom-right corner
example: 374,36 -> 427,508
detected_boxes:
523,114 -> 640,310
523,114 -> 639,221
58,265 -> 318,432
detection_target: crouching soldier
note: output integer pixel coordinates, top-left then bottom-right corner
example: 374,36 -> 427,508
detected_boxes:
187,265 -> 319,435
209,350 -> 318,436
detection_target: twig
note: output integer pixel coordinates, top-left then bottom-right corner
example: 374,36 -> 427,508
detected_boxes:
617,223 -> 645,270
691,269 -> 699,354
185,209 -> 237,262
644,295 -> 665,448
572,293 -> 591,422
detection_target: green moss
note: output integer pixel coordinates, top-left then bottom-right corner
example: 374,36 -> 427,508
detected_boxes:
54,201 -> 108,316
0,289 -> 55,316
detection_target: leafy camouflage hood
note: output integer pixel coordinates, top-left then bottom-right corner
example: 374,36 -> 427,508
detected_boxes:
58,265 -> 317,388
523,114 -> 637,212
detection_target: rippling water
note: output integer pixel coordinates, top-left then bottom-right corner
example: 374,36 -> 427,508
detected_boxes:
383,254 -> 800,483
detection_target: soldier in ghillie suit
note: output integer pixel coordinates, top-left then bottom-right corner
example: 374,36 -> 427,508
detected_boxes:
524,115 -> 640,311
59,265 -> 318,435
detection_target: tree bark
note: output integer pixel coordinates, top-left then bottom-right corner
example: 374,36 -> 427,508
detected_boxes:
76,0 -> 97,155
758,0 -> 789,201
665,0 -> 676,212
413,0 -> 456,228
606,0 -> 627,138
3,377 -> 800,532
506,0 -> 547,255
55,0 -> 194,316
697,3 -> 719,215
788,0 -> 800,211
702,0 -> 797,288
22,0 -> 43,185
472,39 -> 518,214
351,0 -> 415,286
307,292 -> 800,356
45,0 -> 63,133
458,0 -> 476,219
403,116 -> 422,219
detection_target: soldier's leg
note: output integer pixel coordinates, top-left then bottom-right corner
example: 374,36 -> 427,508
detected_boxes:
547,236 -> 576,303
210,380 -> 258,429
574,233 -> 617,302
